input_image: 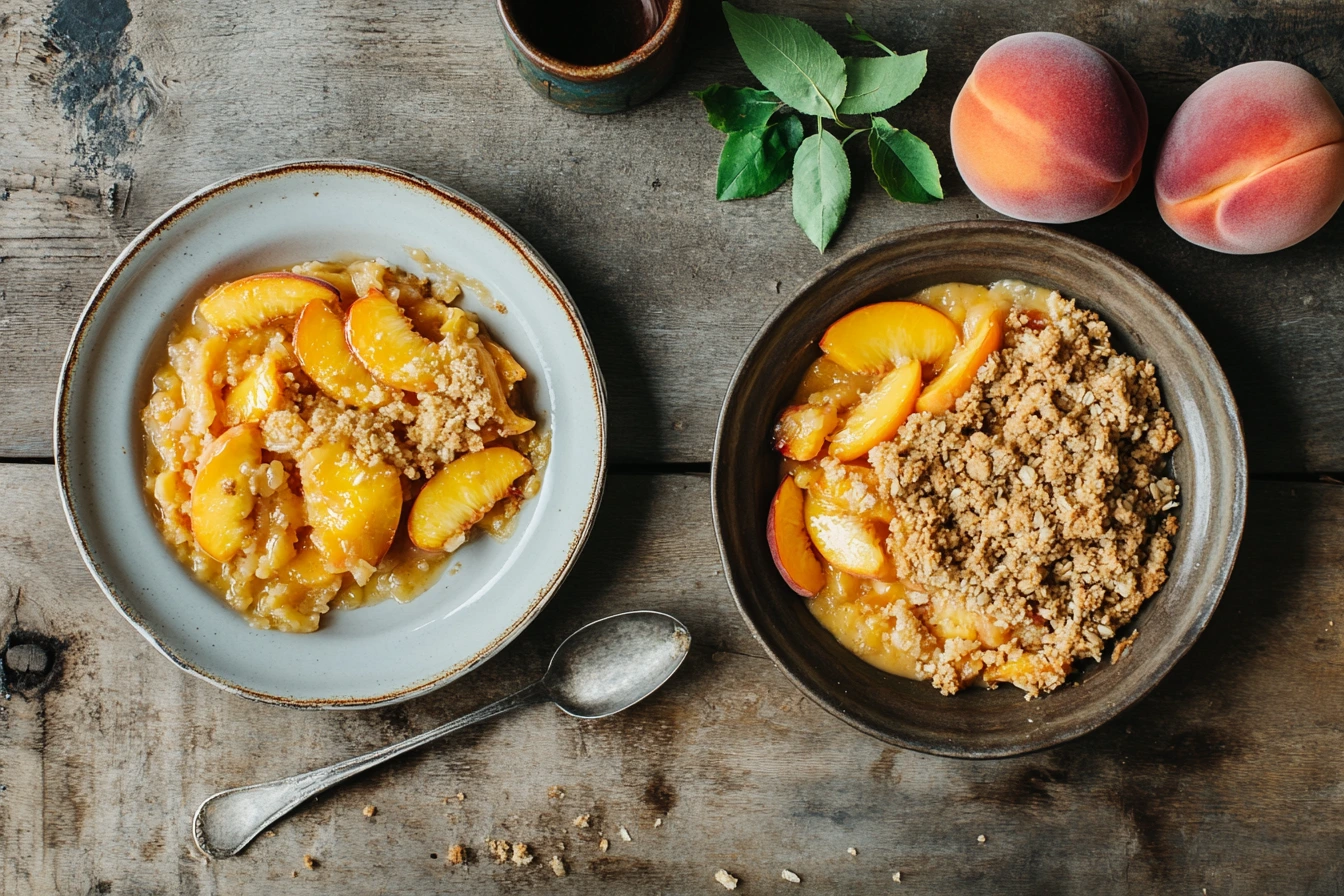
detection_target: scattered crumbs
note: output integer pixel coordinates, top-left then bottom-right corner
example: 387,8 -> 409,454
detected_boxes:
977,834 -> 987,844
654,818 -> 663,828
550,856 -> 567,877
487,838 -> 511,864
263,830 -> 276,838
362,805 -> 376,818
618,825 -> 632,842
548,785 -> 565,799
599,838 -> 610,853
715,869 -> 739,890
573,814 -> 591,828
893,871 -> 902,883
782,868 -> 801,883
1028,718 -> 1034,723
456,792 -> 466,801
447,844 -> 465,866
511,842 -> 534,866
1111,629 -> 1140,664
291,870 -> 298,878
848,847 -> 858,857
303,854 -> 317,870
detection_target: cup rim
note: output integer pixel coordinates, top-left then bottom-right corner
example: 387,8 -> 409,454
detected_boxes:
496,0 -> 684,82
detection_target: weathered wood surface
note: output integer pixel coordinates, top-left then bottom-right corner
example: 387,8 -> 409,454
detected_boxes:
2,0 -> 1344,468
2,465 -> 1344,894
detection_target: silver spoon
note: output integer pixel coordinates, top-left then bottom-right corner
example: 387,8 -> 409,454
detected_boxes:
193,610 -> 691,859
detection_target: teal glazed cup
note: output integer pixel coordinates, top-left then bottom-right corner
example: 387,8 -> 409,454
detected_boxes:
496,0 -> 686,114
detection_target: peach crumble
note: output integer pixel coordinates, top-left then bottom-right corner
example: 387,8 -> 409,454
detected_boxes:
768,281 -> 1179,697
141,255 -> 548,633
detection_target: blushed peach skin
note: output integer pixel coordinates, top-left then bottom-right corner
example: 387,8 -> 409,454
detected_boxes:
950,32 -> 1148,223
1155,61 -> 1344,254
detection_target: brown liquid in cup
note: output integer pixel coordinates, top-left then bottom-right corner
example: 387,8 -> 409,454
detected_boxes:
509,0 -> 667,66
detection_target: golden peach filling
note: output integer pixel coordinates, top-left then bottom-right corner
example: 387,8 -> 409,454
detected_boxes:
769,280 -> 1179,697
141,254 -> 549,633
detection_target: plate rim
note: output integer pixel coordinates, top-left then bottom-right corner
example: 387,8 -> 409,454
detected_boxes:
53,158 -> 608,709
710,219 -> 1248,758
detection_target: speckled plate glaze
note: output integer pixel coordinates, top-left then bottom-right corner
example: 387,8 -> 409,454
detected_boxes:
713,221 -> 1247,758
55,160 -> 606,708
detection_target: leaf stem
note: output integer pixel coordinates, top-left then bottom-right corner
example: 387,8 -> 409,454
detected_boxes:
841,127 -> 870,146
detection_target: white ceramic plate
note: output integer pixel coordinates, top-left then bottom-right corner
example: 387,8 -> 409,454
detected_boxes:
56,160 -> 607,708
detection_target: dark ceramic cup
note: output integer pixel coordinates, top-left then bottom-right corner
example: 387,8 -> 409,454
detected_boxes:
712,221 -> 1247,758
496,0 -> 685,114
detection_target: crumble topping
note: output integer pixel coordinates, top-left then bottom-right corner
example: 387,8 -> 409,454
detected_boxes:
869,300 -> 1179,696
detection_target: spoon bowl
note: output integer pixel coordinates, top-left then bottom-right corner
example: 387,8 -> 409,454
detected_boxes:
545,611 -> 691,718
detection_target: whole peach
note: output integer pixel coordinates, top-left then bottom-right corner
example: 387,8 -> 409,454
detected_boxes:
950,32 -> 1148,223
1155,61 -> 1344,254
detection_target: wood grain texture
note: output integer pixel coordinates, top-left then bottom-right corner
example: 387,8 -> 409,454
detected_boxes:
2,464 -> 1344,894
2,0 -> 1344,468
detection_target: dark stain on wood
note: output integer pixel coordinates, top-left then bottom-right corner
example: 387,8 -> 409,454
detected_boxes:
641,773 -> 677,816
43,0 -> 156,175
1,628 -> 64,698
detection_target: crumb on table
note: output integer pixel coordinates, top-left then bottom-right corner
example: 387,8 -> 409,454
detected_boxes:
550,856 -> 567,877
618,825 -> 632,842
362,805 -> 376,818
302,854 -> 316,870
486,838 -> 510,864
782,868 -> 801,883
447,844 -> 465,866
511,842 -> 533,866
715,869 -> 739,890
548,785 -> 565,799
573,814 -> 591,828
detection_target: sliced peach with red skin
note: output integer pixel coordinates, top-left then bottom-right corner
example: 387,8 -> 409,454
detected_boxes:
774,403 -> 838,461
198,273 -> 339,333
191,423 -> 264,562
819,301 -> 959,375
915,309 -> 1005,414
223,355 -> 284,425
346,290 -> 444,392
828,359 -> 922,462
803,489 -> 894,579
408,447 -> 532,551
299,442 -> 403,576
293,299 -> 386,408
766,477 -> 826,597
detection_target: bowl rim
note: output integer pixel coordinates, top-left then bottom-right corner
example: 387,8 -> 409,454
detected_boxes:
711,219 -> 1248,757
53,158 -> 608,709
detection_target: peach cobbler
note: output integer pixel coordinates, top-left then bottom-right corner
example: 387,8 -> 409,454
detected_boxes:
142,254 -> 548,632
768,281 -> 1180,697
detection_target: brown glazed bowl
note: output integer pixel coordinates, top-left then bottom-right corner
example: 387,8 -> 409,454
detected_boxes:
712,221 -> 1247,758
496,0 -> 686,114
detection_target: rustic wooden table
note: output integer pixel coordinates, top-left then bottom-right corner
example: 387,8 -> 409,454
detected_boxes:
4,0 -> 1344,893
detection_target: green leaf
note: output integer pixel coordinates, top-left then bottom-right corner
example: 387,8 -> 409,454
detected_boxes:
791,129 -> 851,251
837,51 -> 927,114
716,115 -> 805,200
845,13 -> 895,56
722,2 -> 847,119
869,116 -> 943,203
693,84 -> 780,133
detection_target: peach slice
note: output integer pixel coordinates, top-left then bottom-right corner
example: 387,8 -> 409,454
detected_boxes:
484,337 -> 527,386
190,423 -> 264,562
819,301 -> 959,375
766,477 -> 827,597
910,283 -> 991,329
803,490 -> 894,579
223,355 -> 284,425
408,447 -> 532,551
796,356 -> 876,409
774,403 -> 838,461
926,594 -> 1011,648
471,340 -> 535,438
345,291 -> 444,392
299,442 -> 403,576
198,273 -> 339,333
915,310 -> 1005,414
828,359 -> 922,461
293,300 -> 386,408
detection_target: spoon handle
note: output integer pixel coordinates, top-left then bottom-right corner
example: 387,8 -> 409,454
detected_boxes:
193,681 -> 550,858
